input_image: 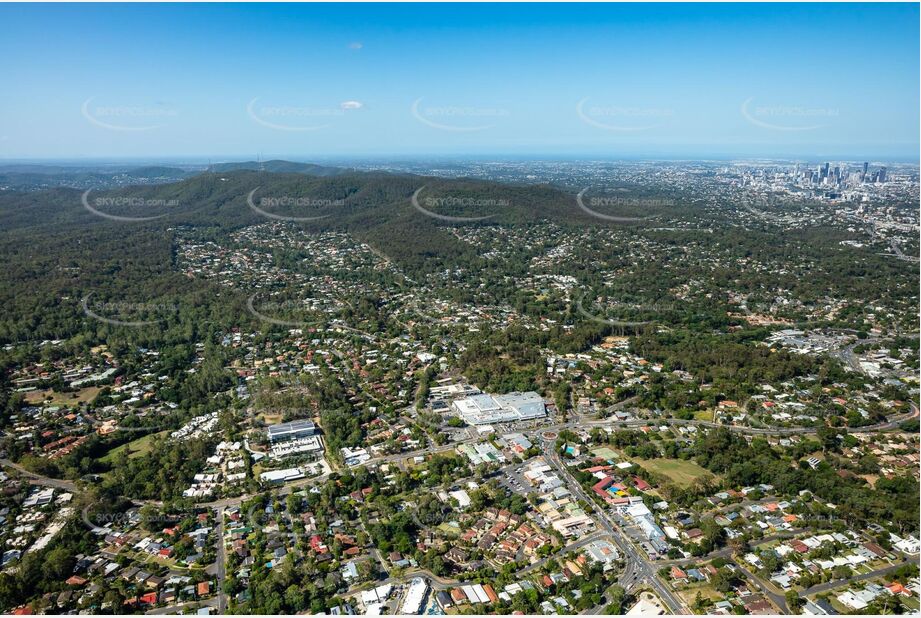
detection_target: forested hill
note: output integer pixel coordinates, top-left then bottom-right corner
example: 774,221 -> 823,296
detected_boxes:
209,160 -> 348,175
0,166 -> 193,191
0,168 -> 613,231
0,168 -> 617,344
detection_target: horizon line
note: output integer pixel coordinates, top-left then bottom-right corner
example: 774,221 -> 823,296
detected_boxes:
2,154 -> 919,165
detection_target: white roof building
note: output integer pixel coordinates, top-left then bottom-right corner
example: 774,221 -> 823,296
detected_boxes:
259,468 -> 304,484
400,577 -> 429,615
452,392 -> 546,425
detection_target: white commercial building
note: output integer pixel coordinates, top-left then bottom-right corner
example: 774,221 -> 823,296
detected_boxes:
448,489 -> 472,508
259,468 -> 304,484
452,392 -> 546,425
400,577 -> 429,615
342,446 -> 370,467
267,419 -> 316,443
552,514 -> 595,537
269,435 -> 324,459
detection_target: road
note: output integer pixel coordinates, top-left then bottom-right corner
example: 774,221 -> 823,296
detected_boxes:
0,458 -> 78,491
801,560 -> 913,596
196,400 -> 917,507
144,597 -> 219,615
516,530 -> 609,575
214,507 -> 227,612
541,443 -> 689,614
5,397 -> 914,512
2,389 -> 915,617
732,560 -> 788,613
889,238 -> 920,263
347,566 -> 474,593
196,439 -> 468,509
545,406 -> 917,437
662,531 -> 798,568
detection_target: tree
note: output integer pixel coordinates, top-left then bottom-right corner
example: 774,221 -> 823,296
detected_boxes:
604,585 -> 627,614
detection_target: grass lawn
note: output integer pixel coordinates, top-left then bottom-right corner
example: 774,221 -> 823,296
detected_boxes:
758,578 -> 786,597
694,409 -> 715,422
677,584 -> 723,608
100,430 -> 169,464
437,522 -> 462,537
632,457 -> 714,487
24,386 -> 101,406
136,551 -> 179,568
827,597 -> 851,614
259,412 -> 284,425
591,446 -> 619,461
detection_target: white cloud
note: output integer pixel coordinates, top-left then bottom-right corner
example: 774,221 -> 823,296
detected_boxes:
340,101 -> 363,110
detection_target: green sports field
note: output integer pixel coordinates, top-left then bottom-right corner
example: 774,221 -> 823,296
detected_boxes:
632,457 -> 713,487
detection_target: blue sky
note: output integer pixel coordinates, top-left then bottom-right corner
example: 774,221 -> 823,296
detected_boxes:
0,3 -> 918,160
